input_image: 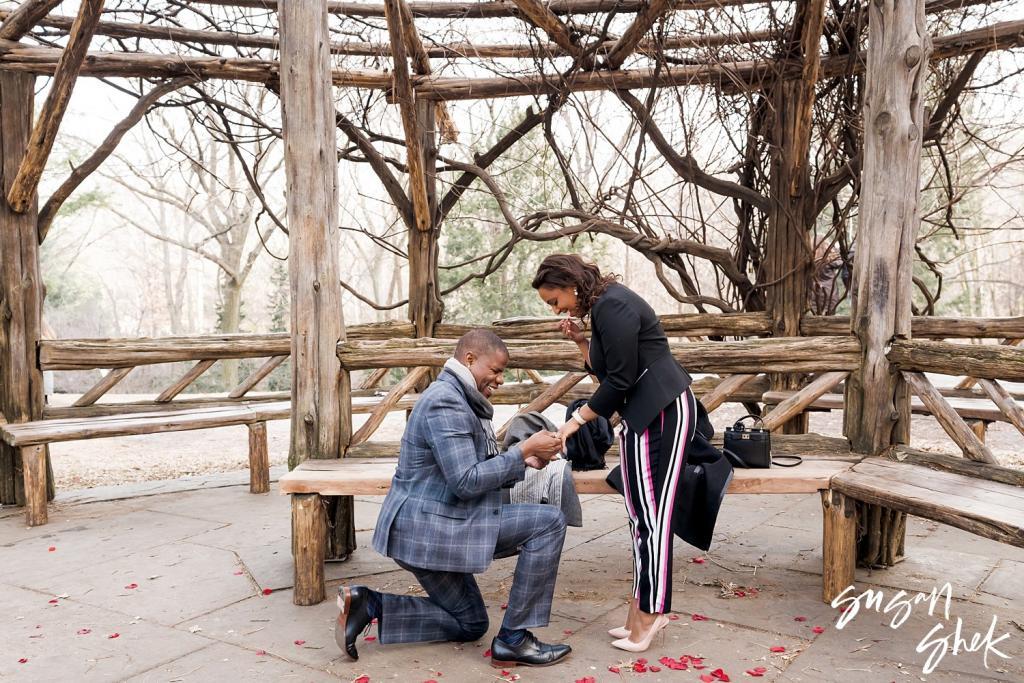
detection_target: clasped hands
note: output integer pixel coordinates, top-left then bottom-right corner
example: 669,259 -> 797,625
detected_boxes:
520,430 -> 563,470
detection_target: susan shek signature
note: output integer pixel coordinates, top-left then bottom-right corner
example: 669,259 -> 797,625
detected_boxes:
831,583 -> 1012,675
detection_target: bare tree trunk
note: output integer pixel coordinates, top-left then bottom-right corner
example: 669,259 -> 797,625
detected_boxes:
219,275 -> 243,387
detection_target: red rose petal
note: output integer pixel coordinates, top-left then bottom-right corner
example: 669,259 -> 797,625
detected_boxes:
364,635 -> 377,641
48,546 -> 56,552
425,680 -> 439,683
354,677 -> 370,683
76,628 -> 91,635
262,588 -> 273,595
501,670 -> 510,676
691,556 -> 706,564
500,603 -> 508,609
812,626 -> 825,634
700,675 -> 715,683
608,665 -> 620,673
563,629 -> 573,635
48,599 -> 58,604
575,678 -> 596,683
124,583 -> 138,590
483,649 -> 491,658
108,633 -> 120,639
745,667 -> 766,677
770,646 -> 786,653
711,668 -> 730,681
233,570 -> 244,576
18,658 -> 28,664
735,590 -> 746,597
293,639 -> 305,646
371,618 -> 378,624
691,613 -> 709,621
255,650 -> 267,656
649,665 -> 661,672
668,613 -> 680,621
793,615 -> 807,622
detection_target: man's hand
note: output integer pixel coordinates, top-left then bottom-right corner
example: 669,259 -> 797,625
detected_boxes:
521,430 -> 562,463
524,455 -> 548,470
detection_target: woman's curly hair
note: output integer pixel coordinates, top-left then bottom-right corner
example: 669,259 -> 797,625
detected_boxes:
531,254 -> 618,317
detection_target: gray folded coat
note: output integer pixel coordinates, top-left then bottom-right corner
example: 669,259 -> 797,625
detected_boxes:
500,411 -> 583,528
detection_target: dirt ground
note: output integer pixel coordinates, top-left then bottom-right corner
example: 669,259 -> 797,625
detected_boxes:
45,390 -> 1023,491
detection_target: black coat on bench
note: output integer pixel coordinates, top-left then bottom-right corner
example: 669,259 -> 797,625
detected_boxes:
606,398 -> 732,551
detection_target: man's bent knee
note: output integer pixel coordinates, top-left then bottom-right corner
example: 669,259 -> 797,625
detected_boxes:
455,617 -> 489,642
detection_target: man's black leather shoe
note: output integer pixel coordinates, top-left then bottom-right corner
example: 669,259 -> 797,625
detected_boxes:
335,586 -> 374,661
490,631 -> 572,668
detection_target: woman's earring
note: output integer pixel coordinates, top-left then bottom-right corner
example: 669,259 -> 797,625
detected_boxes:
573,287 -> 578,296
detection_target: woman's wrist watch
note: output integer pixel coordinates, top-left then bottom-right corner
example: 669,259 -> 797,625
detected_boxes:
571,407 -> 587,426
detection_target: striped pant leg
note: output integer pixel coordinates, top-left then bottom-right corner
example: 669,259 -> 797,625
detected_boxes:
620,389 -> 697,613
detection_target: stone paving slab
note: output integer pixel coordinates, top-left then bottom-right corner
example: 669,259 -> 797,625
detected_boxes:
125,641 -> 341,683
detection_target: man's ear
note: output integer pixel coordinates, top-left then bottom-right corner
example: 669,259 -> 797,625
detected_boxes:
463,351 -> 476,368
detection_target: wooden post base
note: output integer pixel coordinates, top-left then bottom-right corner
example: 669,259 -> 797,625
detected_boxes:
292,493 -> 326,605
22,445 -> 47,526
821,489 -> 856,603
247,421 -> 270,494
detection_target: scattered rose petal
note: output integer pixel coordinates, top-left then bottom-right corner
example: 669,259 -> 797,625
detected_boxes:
18,658 -> 28,664
483,649 -> 491,658
838,605 -> 849,613
769,646 -> 786,653
76,628 -> 91,635
371,618 -> 378,625
633,662 -> 647,673
575,677 -> 596,683
425,680 -> 438,683
500,670 -> 510,676
691,613 -> 709,621
812,626 -> 825,634
700,675 -> 715,683
354,677 -> 370,683
500,603 -> 508,610
563,629 -> 573,635
608,665 -> 620,673
745,666 -> 767,677
48,546 -> 56,552
649,665 -> 661,672
793,616 -> 807,622
735,590 -> 746,597
691,557 -> 705,564
108,633 -> 120,639
668,613 -> 680,621
262,588 -> 273,596
711,668 -> 731,681
255,650 -> 267,656
233,570 -> 244,576
293,640 -> 305,646
364,635 -> 376,642
124,583 -> 138,590
47,599 -> 58,604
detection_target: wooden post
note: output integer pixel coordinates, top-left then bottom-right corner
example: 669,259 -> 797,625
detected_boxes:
292,493 -> 326,606
247,421 -> 270,494
0,71 -> 51,507
22,444 -> 47,526
408,99 -> 442,339
764,0 -> 825,435
844,0 -> 930,568
821,489 -> 856,603
280,0 -> 353,598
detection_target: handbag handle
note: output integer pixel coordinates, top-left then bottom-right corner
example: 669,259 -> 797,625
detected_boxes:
730,414 -> 765,432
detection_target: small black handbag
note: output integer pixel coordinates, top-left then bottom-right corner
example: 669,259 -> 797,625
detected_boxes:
722,415 -> 801,468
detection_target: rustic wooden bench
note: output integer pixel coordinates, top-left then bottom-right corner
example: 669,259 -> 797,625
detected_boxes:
280,437 -> 863,606
0,400 -> 290,526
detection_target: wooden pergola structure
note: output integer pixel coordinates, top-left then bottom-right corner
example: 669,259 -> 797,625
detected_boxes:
1,0 -> 1022,603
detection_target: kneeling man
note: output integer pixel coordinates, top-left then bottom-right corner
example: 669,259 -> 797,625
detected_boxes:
336,329 -> 571,668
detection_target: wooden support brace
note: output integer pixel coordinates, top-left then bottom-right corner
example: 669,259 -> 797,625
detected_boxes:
977,378 -> 1024,437
6,0 -> 105,213
350,366 -> 430,446
524,369 -> 546,384
902,371 -> 997,464
495,371 -> 588,441
229,354 -> 288,398
507,0 -> 582,58
699,373 -> 759,412
359,367 -> 390,391
762,371 -> 848,431
22,444 -> 47,526
291,493 -> 326,605
603,0 -> 670,69
72,367 -> 133,407
821,488 -> 856,603
156,359 -> 216,402
248,421 -> 270,493
967,419 -> 988,444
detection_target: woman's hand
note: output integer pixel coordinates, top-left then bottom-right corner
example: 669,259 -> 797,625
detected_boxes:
556,420 -> 581,453
559,318 -> 587,345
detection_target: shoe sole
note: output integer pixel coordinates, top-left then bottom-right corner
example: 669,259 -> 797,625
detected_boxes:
491,652 -> 571,668
335,588 -> 356,661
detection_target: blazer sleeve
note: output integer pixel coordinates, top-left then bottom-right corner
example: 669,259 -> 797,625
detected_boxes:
424,390 -> 526,500
586,295 -> 641,419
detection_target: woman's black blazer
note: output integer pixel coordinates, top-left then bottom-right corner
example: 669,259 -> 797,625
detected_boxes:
585,283 -> 692,432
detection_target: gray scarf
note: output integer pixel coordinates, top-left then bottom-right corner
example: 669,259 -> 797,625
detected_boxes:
443,357 -> 498,457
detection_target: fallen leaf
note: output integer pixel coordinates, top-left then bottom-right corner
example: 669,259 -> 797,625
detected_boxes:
770,646 -> 786,653
812,626 -> 825,634
692,613 -> 709,621
108,633 -> 120,639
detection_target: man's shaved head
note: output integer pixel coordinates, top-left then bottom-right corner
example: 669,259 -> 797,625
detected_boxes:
454,329 -> 508,362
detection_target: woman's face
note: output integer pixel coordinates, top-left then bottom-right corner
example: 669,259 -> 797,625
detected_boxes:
537,284 -> 579,317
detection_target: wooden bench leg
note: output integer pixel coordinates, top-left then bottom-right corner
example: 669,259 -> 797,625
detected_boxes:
247,422 -> 270,494
22,445 -> 48,526
821,489 -> 856,603
292,493 -> 326,605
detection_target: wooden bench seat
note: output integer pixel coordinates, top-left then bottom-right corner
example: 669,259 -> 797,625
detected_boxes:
281,436 -> 863,606
831,458 -> 1024,549
1,400 -> 290,526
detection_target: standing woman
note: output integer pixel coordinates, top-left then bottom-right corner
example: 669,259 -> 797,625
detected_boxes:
532,254 -> 696,653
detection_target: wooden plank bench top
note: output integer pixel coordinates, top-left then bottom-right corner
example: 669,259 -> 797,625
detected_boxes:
0,400 -> 290,447
280,456 -> 859,497
831,457 -> 1024,548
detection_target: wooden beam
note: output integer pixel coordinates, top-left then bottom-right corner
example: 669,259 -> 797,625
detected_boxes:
495,371 -> 587,441
382,0 -> 431,232
788,0 -> 826,195
359,367 -> 389,390
902,371 -> 997,464
977,378 -> 1024,437
351,366 -> 430,446
72,367 -> 133,407
6,0 -> 104,214
603,0 -> 670,69
0,0 -> 61,41
762,370 -> 847,431
699,373 -> 759,412
507,0 -> 583,60
228,354 -> 288,398
888,339 -> 1024,382
155,359 -> 217,402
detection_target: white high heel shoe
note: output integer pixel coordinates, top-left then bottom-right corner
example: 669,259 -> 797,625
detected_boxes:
611,615 -> 670,653
608,626 -> 630,639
